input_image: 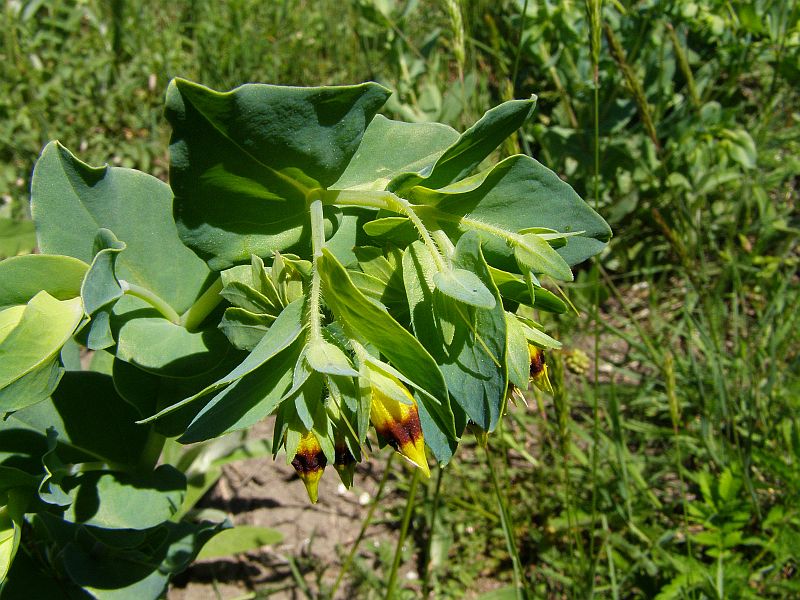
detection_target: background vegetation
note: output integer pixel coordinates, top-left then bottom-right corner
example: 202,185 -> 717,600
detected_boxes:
1,0 -> 798,597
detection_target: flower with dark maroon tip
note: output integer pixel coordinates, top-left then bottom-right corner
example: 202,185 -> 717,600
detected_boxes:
291,429 -> 326,503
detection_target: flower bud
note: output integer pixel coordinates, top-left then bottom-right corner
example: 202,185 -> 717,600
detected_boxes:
529,344 -> 553,394
369,374 -> 430,478
291,429 -> 326,503
334,443 -> 357,489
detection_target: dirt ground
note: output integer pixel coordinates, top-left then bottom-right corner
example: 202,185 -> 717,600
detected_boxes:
169,421 -> 397,600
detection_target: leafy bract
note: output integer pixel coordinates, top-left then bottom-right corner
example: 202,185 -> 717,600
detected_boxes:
166,79 -> 391,269
31,142 -> 211,313
413,155 -> 611,268
318,247 -> 455,440
403,233 -> 506,432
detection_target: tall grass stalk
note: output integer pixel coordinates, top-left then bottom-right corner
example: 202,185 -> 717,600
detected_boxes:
587,1 -> 603,595
385,466 -> 421,600
330,453 -> 395,598
484,442 -> 529,600
421,466 -> 445,598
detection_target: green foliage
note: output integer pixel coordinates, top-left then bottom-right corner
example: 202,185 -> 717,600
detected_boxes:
0,75 -> 606,597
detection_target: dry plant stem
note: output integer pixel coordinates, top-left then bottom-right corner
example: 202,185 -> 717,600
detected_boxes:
603,22 -> 659,151
385,466 -> 421,600
484,443 -> 528,600
330,453 -> 395,598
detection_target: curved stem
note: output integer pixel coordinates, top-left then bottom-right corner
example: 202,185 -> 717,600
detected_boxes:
119,280 -> 180,324
330,453 -> 395,597
322,189 -> 446,270
386,466 -> 421,600
180,278 -> 223,331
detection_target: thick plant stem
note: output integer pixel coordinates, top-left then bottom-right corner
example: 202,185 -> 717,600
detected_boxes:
385,466 -> 421,600
330,453 -> 395,598
119,280 -> 180,324
180,278 -> 223,331
484,443 -> 528,600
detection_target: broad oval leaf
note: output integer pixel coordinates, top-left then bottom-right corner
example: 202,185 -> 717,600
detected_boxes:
166,78 -> 391,269
30,142 -> 211,313
62,465 -> 186,529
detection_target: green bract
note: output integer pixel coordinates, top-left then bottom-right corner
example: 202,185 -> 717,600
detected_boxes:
0,79 -> 609,596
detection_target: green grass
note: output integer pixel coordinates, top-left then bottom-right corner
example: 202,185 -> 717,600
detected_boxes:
2,0 -> 799,597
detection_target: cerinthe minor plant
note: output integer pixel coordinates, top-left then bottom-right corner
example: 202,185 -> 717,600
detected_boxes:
0,79 -> 610,597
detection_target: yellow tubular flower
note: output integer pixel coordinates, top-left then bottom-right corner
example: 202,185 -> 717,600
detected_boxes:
369,378 -> 431,478
291,429 -> 326,503
529,344 -> 554,394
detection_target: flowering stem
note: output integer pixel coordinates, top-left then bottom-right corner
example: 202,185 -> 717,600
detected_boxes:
308,195 -> 326,342
385,466 -> 421,600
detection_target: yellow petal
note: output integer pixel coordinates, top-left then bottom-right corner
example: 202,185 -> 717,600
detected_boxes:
291,430 -> 326,504
370,384 -> 430,478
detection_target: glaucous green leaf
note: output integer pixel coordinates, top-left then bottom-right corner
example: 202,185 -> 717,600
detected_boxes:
306,339 -> 359,377
0,360 -> 64,415
138,299 -> 304,424
80,228 -> 126,350
180,343 -> 299,443
0,254 -> 87,310
514,232 -> 573,281
0,489 -> 25,583
389,98 -> 536,192
36,515 -> 227,599
405,233 -> 506,431
30,142 -> 211,313
115,309 -> 232,379
61,465 -> 185,529
414,155 -> 611,268
2,371 -> 151,467
166,78 -> 390,269
488,267 -> 568,313
218,307 -> 274,351
433,268 -> 496,309
505,313 -> 531,390
332,115 -> 459,190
